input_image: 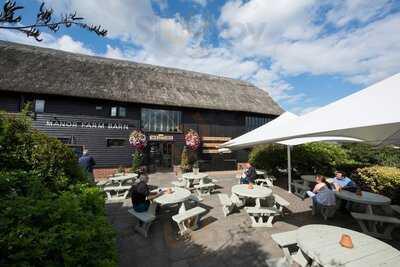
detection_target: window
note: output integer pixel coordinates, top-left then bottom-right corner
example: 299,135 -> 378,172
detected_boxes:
34,99 -> 45,113
107,138 -> 125,147
245,116 -> 272,131
141,108 -> 181,132
110,107 -> 118,117
110,106 -> 126,117
118,107 -> 126,117
96,106 -> 103,110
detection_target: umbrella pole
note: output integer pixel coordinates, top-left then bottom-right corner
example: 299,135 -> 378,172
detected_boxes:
287,145 -> 292,193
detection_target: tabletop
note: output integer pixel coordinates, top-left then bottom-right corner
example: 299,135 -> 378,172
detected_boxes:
256,170 -> 265,175
231,184 -> 272,199
182,172 -> 208,180
301,175 -> 316,183
110,173 -> 138,182
153,187 -> 191,205
335,190 -> 391,206
296,224 -> 400,267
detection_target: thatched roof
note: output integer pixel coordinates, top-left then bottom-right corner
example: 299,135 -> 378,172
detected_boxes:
0,41 -> 283,115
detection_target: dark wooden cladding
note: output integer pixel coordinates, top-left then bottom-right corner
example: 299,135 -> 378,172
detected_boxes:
0,91 -> 20,113
0,92 -> 277,170
32,113 -> 140,167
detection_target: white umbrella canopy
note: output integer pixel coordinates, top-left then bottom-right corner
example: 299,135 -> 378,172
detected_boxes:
225,73 -> 400,148
220,112 -> 299,149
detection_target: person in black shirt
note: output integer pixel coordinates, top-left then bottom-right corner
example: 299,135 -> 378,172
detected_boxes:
240,162 -> 257,184
78,149 -> 96,182
131,174 -> 162,212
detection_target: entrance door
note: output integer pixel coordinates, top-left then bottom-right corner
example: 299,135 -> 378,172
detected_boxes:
148,142 -> 173,171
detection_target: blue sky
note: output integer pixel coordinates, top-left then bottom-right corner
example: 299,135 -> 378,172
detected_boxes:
1,0 -> 399,114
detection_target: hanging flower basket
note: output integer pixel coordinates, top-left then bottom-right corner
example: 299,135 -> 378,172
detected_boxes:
129,130 -> 147,151
185,129 -> 200,151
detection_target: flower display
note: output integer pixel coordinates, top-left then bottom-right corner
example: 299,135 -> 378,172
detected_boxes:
185,129 -> 200,150
129,130 -> 147,151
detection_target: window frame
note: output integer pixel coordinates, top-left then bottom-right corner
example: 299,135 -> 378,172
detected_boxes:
106,138 -> 126,147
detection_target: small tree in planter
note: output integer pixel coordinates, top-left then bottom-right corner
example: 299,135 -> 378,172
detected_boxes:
128,130 -> 147,173
181,146 -> 191,173
185,129 -> 200,173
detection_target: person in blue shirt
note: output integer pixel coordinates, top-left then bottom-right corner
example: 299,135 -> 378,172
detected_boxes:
332,171 -> 357,192
307,175 -> 336,207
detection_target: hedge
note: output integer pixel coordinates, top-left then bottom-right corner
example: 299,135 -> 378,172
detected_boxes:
355,166 -> 400,204
249,143 -> 352,178
0,111 -> 117,266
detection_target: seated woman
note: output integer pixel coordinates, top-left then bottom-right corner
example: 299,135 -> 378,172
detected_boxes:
130,174 -> 162,213
306,175 -> 336,208
240,162 -> 257,184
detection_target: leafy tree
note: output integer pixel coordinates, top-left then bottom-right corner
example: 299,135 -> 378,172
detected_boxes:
0,0 -> 107,41
180,146 -> 191,173
0,111 -> 117,266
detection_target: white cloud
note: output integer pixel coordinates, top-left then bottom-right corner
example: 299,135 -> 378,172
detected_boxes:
2,0 -> 399,113
0,29 -> 94,55
219,0 -> 400,85
326,0 -> 393,27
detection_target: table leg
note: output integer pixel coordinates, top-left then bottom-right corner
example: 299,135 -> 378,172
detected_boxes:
366,205 -> 373,214
178,201 -> 187,214
255,198 -> 261,208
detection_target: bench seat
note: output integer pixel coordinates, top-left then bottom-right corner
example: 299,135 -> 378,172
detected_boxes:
194,183 -> 215,196
128,207 -> 156,238
218,193 -> 234,216
351,212 -> 400,240
172,207 -> 206,236
391,205 -> 400,215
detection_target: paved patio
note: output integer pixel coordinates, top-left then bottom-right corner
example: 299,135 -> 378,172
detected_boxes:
105,171 -> 400,267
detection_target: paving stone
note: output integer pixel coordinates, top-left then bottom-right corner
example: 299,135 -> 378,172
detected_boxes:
107,170 -> 400,267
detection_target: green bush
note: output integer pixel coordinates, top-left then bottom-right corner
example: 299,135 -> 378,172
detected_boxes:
355,166 -> 400,204
249,143 -> 351,178
342,143 -> 400,167
0,112 -> 117,266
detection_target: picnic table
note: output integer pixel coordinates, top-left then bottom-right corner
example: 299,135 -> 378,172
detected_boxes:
300,175 -> 315,187
153,187 -> 191,214
296,224 -> 400,266
335,190 -> 391,214
109,173 -> 138,186
231,184 -> 272,208
182,172 -> 208,188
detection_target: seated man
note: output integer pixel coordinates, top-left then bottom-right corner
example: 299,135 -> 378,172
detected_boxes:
332,171 -> 357,192
131,174 -> 162,212
240,162 -> 257,184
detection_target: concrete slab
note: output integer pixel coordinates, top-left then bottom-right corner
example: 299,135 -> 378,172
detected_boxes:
105,170 -> 400,267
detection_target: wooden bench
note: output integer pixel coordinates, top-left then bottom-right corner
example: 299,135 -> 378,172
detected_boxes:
128,207 -> 156,238
271,230 -> 299,266
351,212 -> 400,240
291,180 -> 309,199
273,194 -> 290,215
194,183 -> 215,196
172,207 -> 206,236
103,185 -> 131,201
218,193 -> 235,216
